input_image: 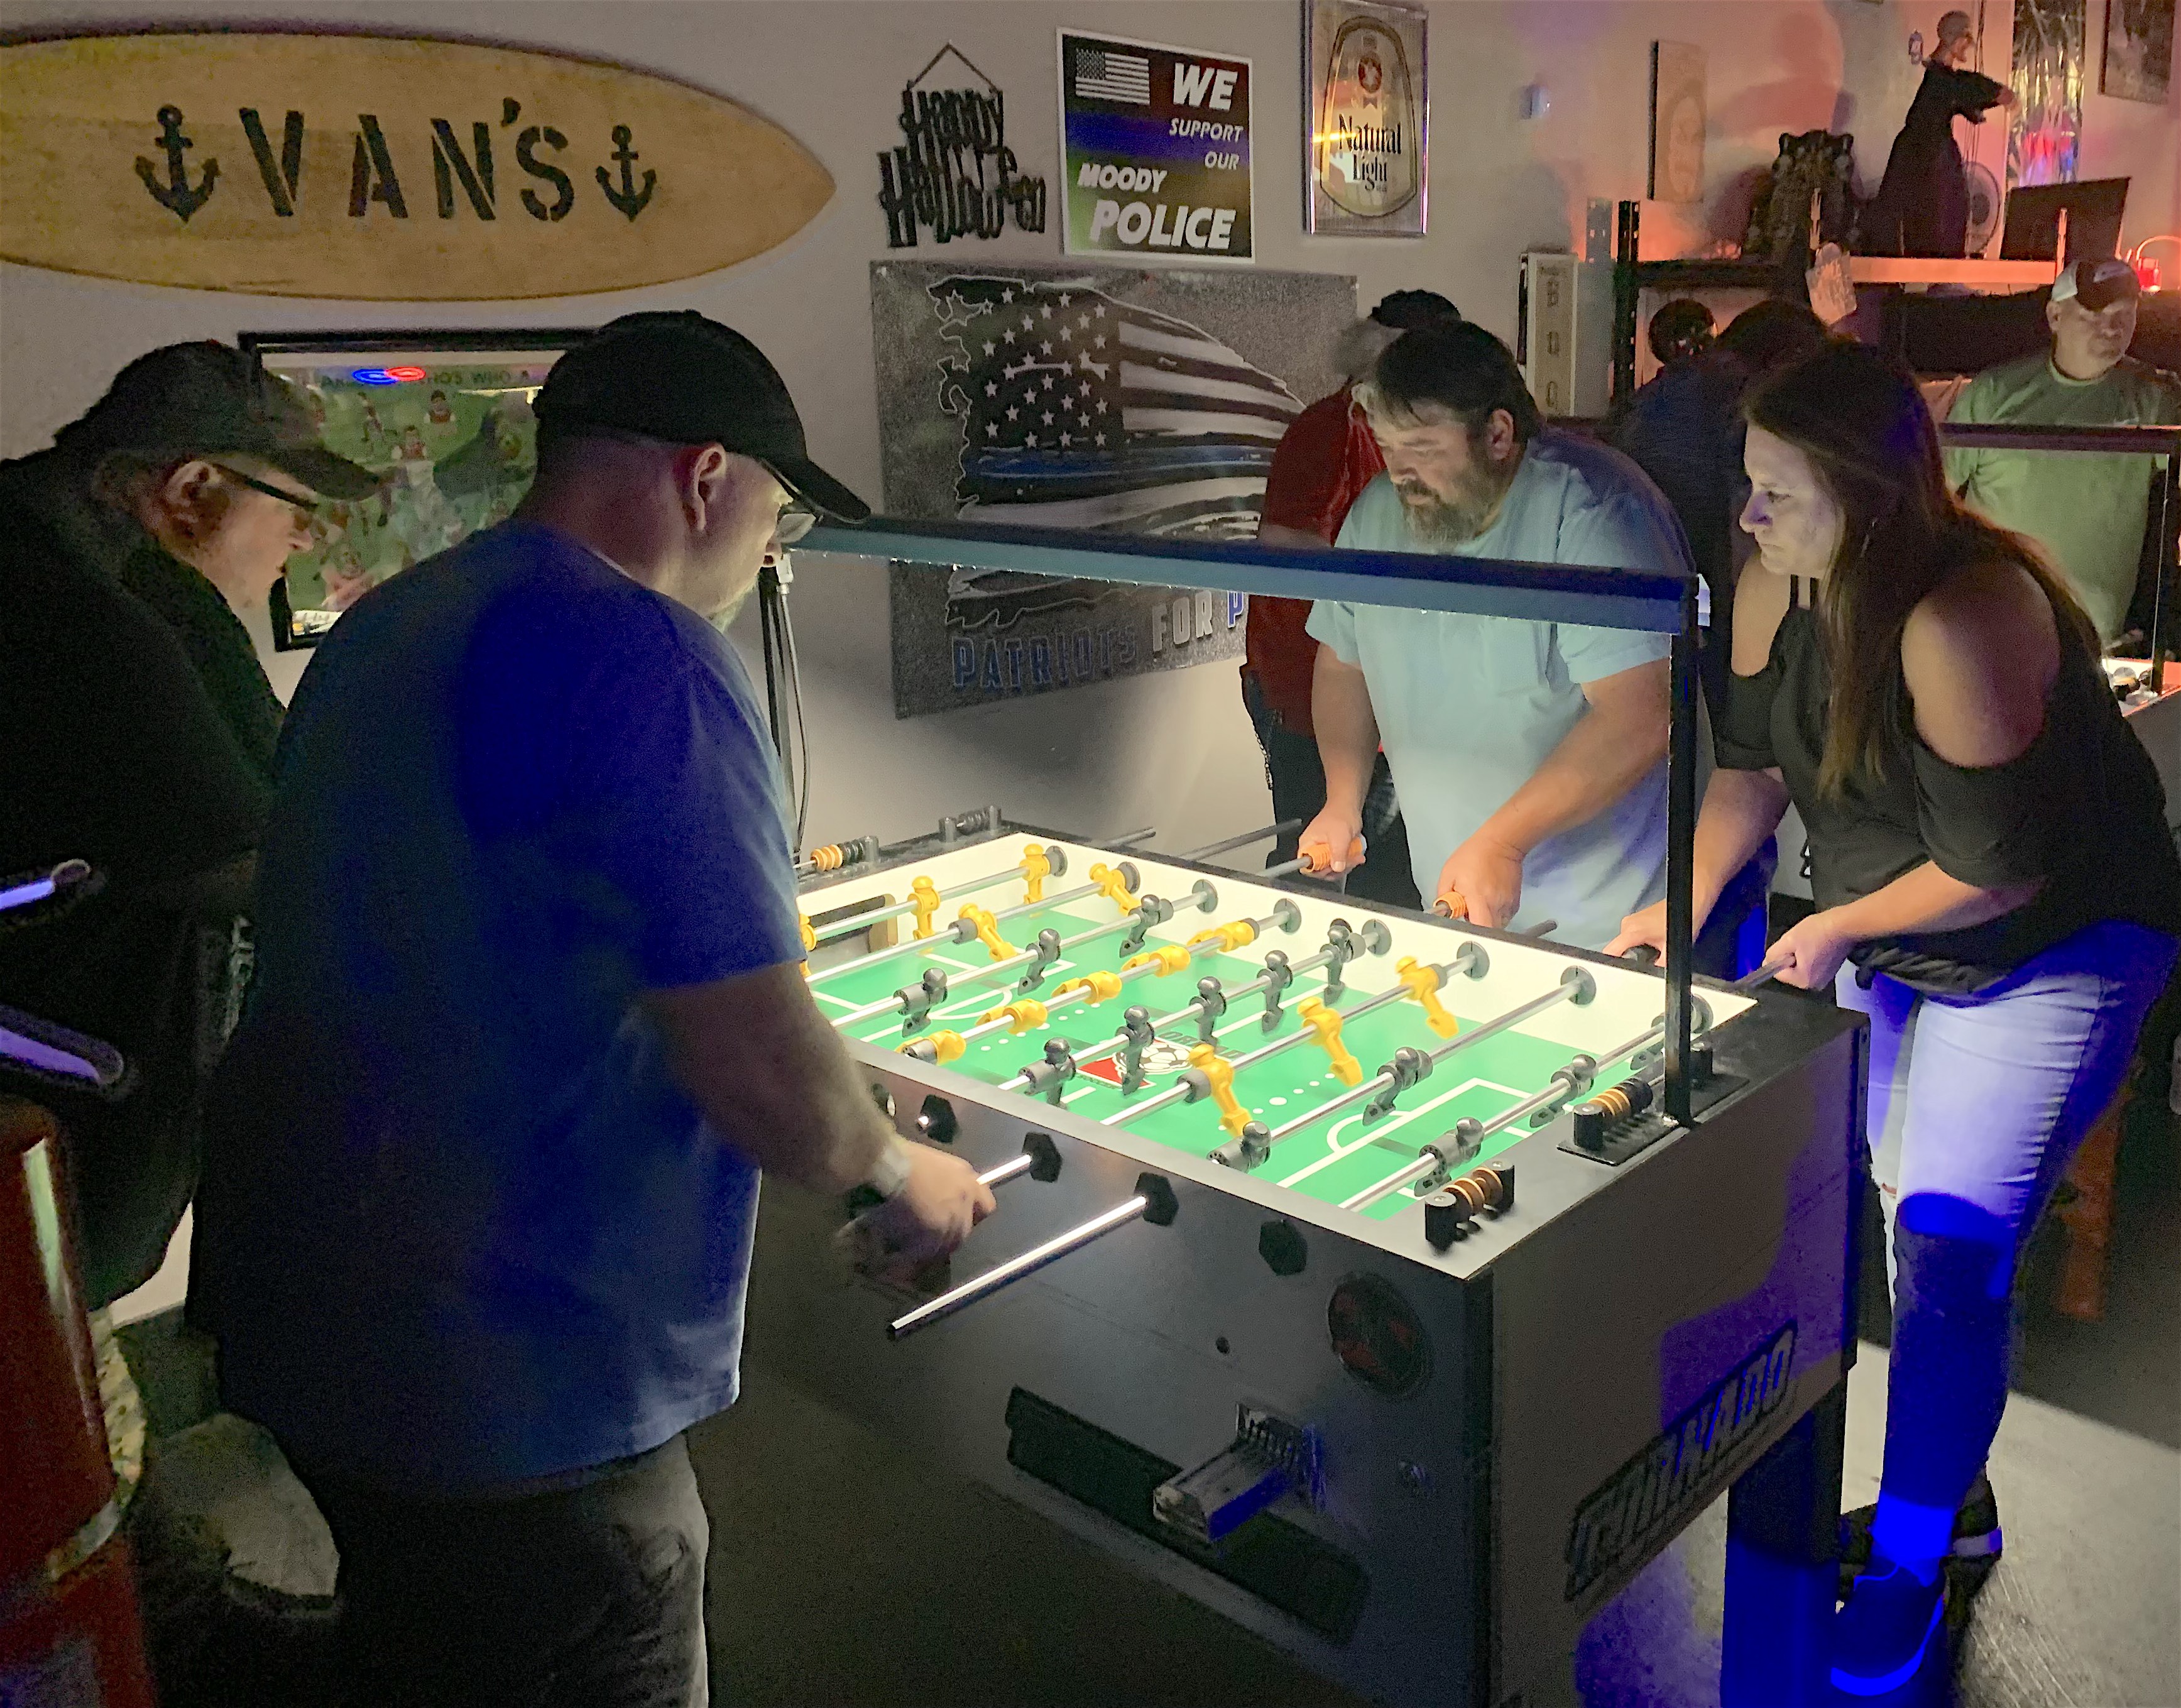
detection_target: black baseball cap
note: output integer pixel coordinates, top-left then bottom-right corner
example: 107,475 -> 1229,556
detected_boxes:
58,342 -> 379,499
536,311 -> 870,522
1371,290 -> 1462,331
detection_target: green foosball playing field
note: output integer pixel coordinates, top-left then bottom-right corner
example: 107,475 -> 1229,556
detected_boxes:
808,890 -> 1655,1222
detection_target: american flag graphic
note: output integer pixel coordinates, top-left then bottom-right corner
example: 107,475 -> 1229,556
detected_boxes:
931,274 -> 1303,540
1073,46 -> 1152,105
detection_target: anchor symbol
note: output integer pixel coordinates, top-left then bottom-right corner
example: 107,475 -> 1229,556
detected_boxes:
135,104 -> 219,222
596,124 -> 656,221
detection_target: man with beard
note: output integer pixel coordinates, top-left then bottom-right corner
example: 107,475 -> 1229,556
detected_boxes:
1296,321 -> 1690,949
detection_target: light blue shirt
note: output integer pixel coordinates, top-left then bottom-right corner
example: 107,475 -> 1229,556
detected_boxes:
1308,431 -> 1688,948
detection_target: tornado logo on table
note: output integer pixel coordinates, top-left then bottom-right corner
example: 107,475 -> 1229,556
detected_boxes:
1058,30 -> 1252,260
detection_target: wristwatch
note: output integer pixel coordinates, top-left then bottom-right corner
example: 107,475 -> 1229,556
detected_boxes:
865,1136 -> 914,1202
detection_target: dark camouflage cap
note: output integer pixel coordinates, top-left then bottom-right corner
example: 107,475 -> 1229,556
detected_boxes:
58,341 -> 379,499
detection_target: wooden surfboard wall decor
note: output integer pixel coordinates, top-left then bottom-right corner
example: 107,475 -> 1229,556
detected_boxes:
0,33 -> 836,299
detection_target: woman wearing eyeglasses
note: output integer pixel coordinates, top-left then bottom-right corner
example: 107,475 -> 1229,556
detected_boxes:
1612,342 -> 2180,1693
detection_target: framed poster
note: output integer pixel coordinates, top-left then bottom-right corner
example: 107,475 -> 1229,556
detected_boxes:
1304,0 -> 1428,236
1058,29 -> 1253,260
870,261 -> 1355,718
1648,43 -> 1708,204
2008,0 -> 2086,188
2101,0 -> 2175,104
240,331 -> 588,647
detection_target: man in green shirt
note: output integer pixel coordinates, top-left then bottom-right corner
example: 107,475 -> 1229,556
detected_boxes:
1947,258 -> 2181,644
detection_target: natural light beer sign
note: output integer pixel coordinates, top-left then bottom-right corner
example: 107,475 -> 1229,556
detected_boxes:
1305,1 -> 1427,237
0,34 -> 834,299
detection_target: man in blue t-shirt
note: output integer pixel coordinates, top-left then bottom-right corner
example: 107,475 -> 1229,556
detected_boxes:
1298,322 -> 1690,950
192,312 -> 995,1704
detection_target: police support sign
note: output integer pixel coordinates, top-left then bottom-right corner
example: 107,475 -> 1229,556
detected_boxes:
1056,30 -> 1252,261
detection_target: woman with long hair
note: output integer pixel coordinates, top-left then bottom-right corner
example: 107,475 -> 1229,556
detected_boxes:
1612,341 -> 2180,1693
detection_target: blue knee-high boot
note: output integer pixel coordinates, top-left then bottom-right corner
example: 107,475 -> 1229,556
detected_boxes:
1833,1200 -> 2016,1695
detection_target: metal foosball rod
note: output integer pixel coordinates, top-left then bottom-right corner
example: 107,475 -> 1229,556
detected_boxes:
809,854 -> 1137,981
887,1174 -> 1180,1340
820,823 -> 1314,962
807,843 -> 1077,958
1345,956 -> 1793,1214
1215,967 -> 1598,1171
1100,943 -> 1487,1129
807,846 -> 1068,955
992,894 -> 1288,1032
1338,1015 -> 1665,1213
1566,954 -> 1788,1130
797,835 -> 881,878
834,884 -> 1217,1034
1178,820 -> 1303,863
1066,915 -> 1392,1078
894,995 -> 1055,1065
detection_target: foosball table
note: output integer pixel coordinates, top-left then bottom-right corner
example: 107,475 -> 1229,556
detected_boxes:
747,824 -> 1862,1708
745,517 -> 1868,1707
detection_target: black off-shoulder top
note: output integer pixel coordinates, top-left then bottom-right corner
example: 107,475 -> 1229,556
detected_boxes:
1716,591 -> 2181,992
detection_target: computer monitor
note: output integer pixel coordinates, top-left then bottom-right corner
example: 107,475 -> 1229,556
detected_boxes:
1999,178 -> 2129,262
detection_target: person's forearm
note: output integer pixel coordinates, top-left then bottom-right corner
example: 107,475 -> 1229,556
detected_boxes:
1311,648 -> 1380,815
645,966 -> 897,1195
1471,701 -> 1664,860
1688,769 -> 1791,926
1825,862 -> 2041,944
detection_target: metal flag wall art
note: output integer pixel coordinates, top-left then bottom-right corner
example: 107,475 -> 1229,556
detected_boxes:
0,33 -> 834,299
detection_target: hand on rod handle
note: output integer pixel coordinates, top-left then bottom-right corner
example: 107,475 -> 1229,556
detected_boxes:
832,1140 -> 1000,1284
888,1171 -> 1178,1340
835,1132 -> 1061,1282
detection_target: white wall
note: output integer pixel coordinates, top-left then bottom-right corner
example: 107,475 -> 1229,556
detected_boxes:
4,0 -> 2175,857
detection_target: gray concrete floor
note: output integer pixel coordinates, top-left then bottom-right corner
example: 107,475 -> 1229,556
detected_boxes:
124,1114 -> 2178,1706
697,1112 -> 2181,1708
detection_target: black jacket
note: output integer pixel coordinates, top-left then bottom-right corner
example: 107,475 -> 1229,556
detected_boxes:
0,449 -> 273,1306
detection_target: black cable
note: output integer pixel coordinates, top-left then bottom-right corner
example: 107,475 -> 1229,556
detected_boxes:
755,556 -> 814,855
780,585 -> 811,849
756,562 -> 799,856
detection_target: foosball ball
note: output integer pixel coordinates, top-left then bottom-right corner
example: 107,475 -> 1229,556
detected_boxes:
749,819 -> 1867,1708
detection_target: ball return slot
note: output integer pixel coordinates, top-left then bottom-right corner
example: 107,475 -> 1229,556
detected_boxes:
1151,1405 -> 1328,1547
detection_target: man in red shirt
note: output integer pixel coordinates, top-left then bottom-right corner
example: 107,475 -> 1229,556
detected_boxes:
1247,290 -> 1459,907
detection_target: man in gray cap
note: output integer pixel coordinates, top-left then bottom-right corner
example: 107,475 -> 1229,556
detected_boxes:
1949,258 -> 2181,643
194,312 -> 993,1704
1,344 -> 375,1465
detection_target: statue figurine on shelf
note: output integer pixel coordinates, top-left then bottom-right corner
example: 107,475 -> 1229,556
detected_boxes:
1742,131 -> 1861,266
1862,10 -> 2016,257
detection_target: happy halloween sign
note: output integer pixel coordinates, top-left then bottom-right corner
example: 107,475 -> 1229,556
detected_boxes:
0,33 -> 833,299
